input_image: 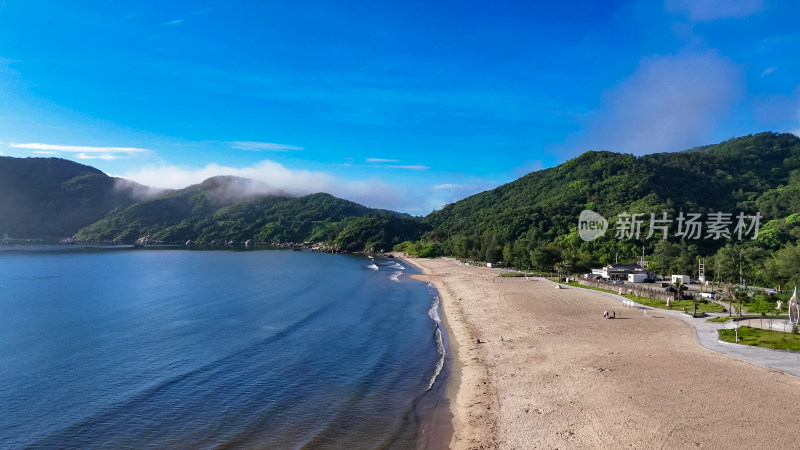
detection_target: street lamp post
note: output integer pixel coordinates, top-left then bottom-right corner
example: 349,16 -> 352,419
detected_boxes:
739,251 -> 743,286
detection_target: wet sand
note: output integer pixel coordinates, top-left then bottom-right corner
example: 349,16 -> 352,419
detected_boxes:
407,257 -> 800,448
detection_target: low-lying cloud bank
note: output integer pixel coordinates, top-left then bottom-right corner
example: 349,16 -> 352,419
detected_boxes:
118,159 -> 482,216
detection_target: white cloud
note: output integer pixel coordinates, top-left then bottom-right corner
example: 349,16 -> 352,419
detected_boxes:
162,19 -> 184,26
761,67 -> 777,76
665,0 -> 763,21
10,142 -> 149,160
118,160 -> 404,211
117,159 -> 470,216
231,141 -> 303,152
10,143 -> 149,153
366,158 -> 399,163
76,153 -> 124,160
431,182 -> 494,193
564,51 -> 743,155
361,158 -> 429,169
121,160 -> 329,194
385,164 -> 430,170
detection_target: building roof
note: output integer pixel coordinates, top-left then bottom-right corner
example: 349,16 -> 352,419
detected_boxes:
605,264 -> 645,270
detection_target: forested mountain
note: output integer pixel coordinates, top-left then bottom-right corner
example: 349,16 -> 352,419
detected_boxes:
0,157 -> 163,238
420,132 -> 800,289
4,132 -> 800,289
74,176 -> 426,252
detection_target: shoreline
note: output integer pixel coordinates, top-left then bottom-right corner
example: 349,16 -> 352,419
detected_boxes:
401,257 -> 500,449
398,257 -> 455,449
403,257 -> 800,448
396,256 -> 454,449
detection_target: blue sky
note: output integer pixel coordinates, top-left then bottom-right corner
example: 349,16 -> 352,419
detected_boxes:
0,0 -> 798,214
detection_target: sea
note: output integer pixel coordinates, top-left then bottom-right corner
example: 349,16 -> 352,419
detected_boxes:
0,246 -> 449,448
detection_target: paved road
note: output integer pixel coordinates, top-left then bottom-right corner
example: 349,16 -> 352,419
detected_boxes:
563,282 -> 800,378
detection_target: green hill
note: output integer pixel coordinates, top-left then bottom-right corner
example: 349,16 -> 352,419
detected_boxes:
421,132 -> 800,288
0,157 -> 162,238
74,176 -> 426,252
4,132 -> 800,287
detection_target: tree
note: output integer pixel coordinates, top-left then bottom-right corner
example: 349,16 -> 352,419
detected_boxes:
724,284 -> 737,317
529,245 -> 562,272
759,258 -> 785,293
672,278 -> 685,307
555,260 -> 572,281
774,244 -> 800,291
715,244 -> 743,284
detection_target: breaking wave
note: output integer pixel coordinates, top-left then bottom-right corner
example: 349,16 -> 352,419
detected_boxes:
426,296 -> 445,390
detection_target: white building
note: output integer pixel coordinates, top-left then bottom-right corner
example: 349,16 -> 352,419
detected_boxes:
671,275 -> 690,284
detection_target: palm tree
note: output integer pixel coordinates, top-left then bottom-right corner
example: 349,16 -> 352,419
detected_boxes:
670,278 -> 684,308
555,260 -> 572,282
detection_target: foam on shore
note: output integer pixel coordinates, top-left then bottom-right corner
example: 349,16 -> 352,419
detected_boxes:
427,296 -> 445,390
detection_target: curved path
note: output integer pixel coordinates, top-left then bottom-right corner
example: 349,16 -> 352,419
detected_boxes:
564,282 -> 800,378
407,258 -> 800,448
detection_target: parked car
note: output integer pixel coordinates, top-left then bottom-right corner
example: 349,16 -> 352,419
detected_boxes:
665,285 -> 689,292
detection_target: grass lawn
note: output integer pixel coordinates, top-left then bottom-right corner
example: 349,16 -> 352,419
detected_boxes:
566,281 -> 725,314
709,315 -> 788,324
743,297 -> 786,315
708,316 -> 733,323
499,271 -> 556,278
718,326 -> 800,351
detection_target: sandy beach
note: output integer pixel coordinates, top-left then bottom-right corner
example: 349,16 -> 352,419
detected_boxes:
406,257 -> 800,449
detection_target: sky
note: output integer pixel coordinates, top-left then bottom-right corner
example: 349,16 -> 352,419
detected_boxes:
0,0 -> 798,215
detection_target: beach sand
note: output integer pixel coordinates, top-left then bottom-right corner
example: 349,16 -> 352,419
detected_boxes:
407,257 -> 800,449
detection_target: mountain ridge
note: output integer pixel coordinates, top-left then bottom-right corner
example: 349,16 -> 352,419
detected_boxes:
3,132 -> 799,286
420,131 -> 800,288
0,156 -> 165,238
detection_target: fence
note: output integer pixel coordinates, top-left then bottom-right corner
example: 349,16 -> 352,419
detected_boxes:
577,279 -> 676,302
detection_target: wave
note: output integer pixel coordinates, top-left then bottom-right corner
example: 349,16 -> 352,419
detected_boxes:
388,271 -> 402,282
427,328 -> 445,391
426,296 -> 445,390
427,296 -> 441,324
377,260 -> 405,271
366,263 -> 379,271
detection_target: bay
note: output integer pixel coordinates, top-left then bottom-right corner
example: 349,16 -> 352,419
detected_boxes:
0,247 -> 443,448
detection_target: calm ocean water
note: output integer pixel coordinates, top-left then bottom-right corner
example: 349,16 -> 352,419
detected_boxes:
0,247 -> 445,448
